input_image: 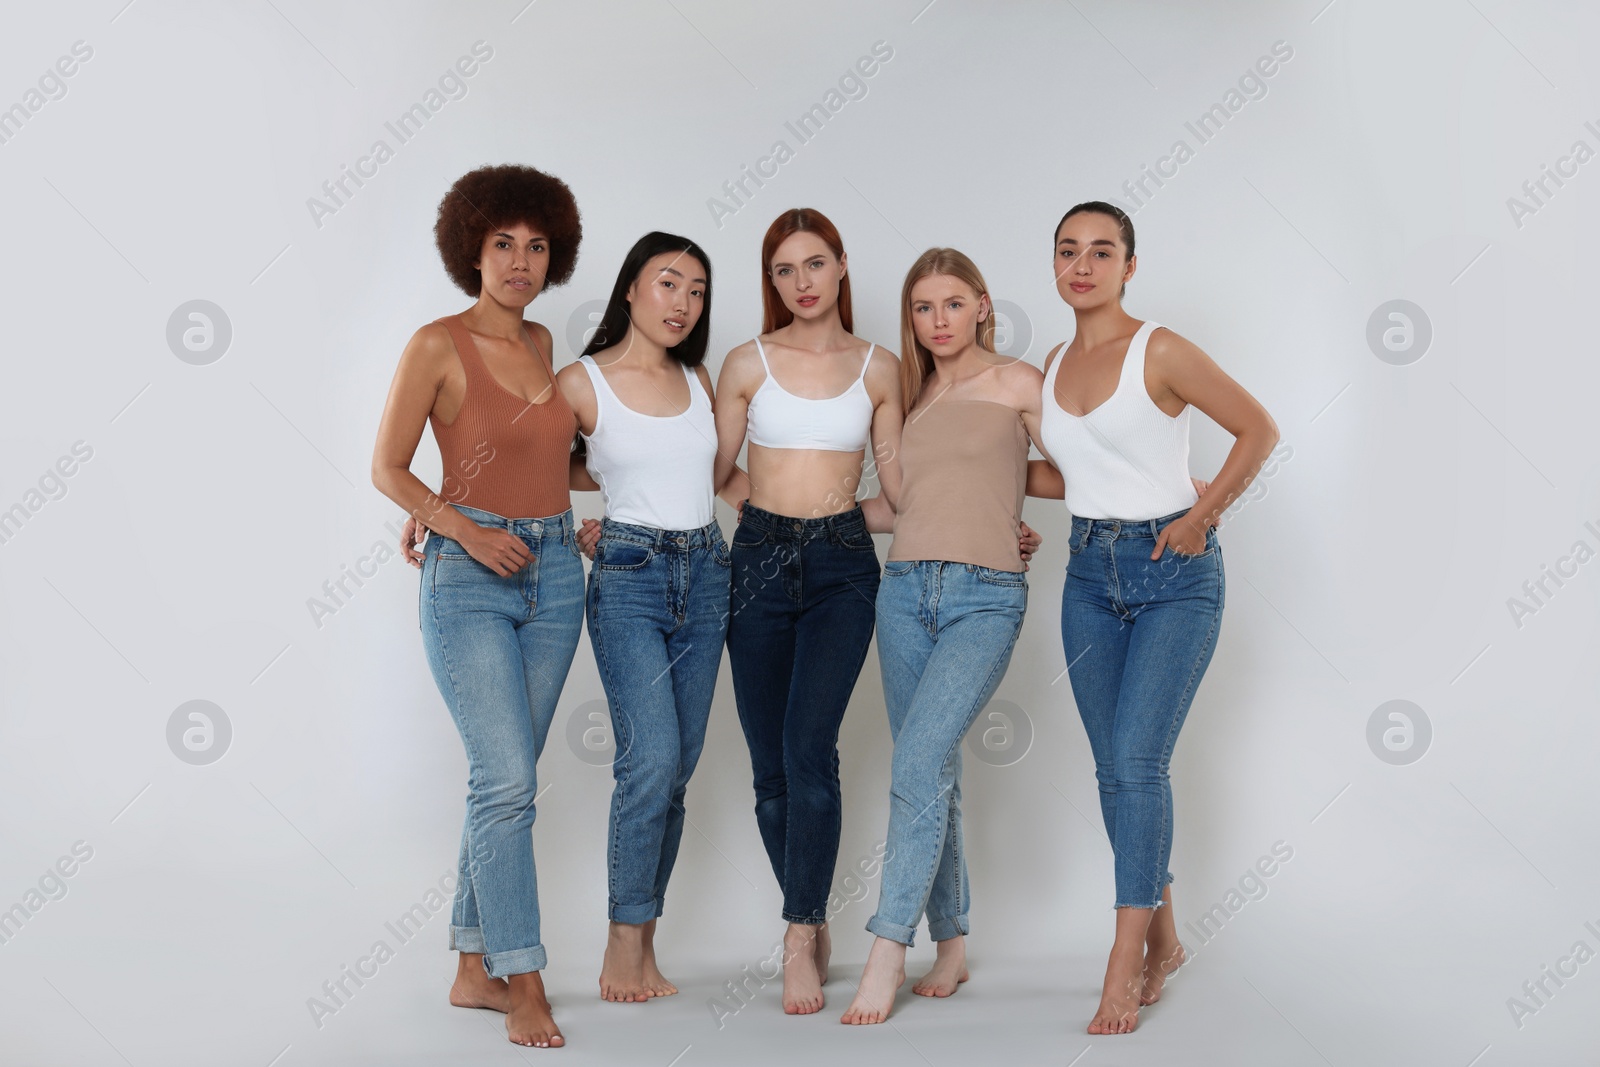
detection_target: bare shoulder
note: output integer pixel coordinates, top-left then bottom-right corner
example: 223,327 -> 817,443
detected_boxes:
999,353 -> 1045,390
402,320 -> 458,374
555,357 -> 594,394
1040,340 -> 1067,374
692,362 -> 716,396
1145,324 -> 1210,369
717,339 -> 765,389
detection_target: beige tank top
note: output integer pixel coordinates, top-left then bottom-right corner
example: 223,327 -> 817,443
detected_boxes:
888,399 -> 1029,572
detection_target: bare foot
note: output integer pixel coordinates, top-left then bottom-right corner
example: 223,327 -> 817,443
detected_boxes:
1087,940 -> 1144,1035
449,952 -> 512,1012
814,922 -> 831,986
840,937 -> 906,1025
505,972 -> 564,1048
782,924 -> 824,1015
1141,939 -> 1185,1006
639,918 -> 678,998
911,935 -> 968,997
599,922 -> 653,1003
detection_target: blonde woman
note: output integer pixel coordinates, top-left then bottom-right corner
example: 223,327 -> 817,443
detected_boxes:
842,249 -> 1044,1025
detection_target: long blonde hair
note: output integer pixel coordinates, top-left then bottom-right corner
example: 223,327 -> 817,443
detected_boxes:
898,248 -> 997,414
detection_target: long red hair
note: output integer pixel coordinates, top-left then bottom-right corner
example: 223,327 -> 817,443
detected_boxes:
760,208 -> 853,334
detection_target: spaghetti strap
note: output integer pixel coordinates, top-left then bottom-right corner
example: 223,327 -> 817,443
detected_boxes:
753,336 -> 771,371
857,343 -> 875,381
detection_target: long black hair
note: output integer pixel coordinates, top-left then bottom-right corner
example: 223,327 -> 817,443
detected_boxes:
582,231 -> 713,366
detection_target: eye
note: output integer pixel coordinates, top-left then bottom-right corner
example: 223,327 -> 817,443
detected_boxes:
776,267 -> 790,276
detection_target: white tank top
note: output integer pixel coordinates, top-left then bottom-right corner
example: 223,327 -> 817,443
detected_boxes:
1037,321 -> 1199,521
579,356 -> 717,530
745,337 -> 874,452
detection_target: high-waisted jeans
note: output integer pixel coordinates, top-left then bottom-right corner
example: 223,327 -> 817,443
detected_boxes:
726,502 -> 881,925
866,560 -> 1027,946
1061,509 -> 1225,909
586,517 -> 731,924
419,504 -> 585,977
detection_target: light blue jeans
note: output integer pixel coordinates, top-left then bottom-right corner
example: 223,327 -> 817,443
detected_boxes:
1062,509 -> 1224,909
866,560 -> 1027,946
586,518 -> 732,924
419,504 -> 585,977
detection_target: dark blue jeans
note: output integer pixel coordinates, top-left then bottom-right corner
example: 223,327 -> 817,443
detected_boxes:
726,503 -> 881,924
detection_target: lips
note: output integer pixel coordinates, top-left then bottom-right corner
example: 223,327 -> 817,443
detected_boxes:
664,318 -> 686,330
508,278 -> 530,289
797,296 -> 818,307
1070,283 -> 1094,292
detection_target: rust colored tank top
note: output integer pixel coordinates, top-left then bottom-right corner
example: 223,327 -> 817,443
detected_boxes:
428,313 -> 577,519
887,399 -> 1029,572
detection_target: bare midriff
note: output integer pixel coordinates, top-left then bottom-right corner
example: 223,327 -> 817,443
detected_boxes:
746,443 -> 871,519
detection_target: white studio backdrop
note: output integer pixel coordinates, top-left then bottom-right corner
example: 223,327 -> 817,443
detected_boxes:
1,2 -> 1596,1065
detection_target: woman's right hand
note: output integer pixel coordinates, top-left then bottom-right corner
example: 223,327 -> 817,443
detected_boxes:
459,526 -> 533,576
400,516 -> 426,569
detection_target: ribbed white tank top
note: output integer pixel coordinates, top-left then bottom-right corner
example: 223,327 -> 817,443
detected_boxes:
1037,321 -> 1199,521
578,356 -> 717,530
745,337 -> 874,453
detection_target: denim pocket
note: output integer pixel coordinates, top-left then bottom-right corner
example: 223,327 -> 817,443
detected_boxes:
732,526 -> 767,550
596,538 -> 653,570
976,566 -> 1026,588
882,560 -> 916,577
711,536 -> 732,568
1068,526 -> 1089,555
837,526 -> 876,551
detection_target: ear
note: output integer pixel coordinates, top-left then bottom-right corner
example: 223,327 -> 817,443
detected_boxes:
838,250 -> 848,279
1124,254 -> 1138,285
977,292 -> 992,322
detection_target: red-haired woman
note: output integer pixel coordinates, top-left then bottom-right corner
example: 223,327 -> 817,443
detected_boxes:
710,208 -> 904,1015
376,164 -> 589,1049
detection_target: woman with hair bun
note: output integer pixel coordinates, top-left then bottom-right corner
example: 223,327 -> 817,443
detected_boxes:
376,164 -> 589,1049
1030,201 -> 1278,1035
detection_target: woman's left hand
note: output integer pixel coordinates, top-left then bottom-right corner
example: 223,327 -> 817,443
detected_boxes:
577,518 -> 602,559
1019,521 -> 1042,568
1153,514 -> 1208,559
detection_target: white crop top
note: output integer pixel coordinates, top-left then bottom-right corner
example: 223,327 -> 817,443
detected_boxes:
578,356 -> 718,530
1037,320 -> 1200,522
745,337 -> 874,453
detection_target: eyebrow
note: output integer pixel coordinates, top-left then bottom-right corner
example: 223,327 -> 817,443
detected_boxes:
658,266 -> 708,284
769,255 -> 828,268
1057,237 -> 1117,247
495,232 -> 547,241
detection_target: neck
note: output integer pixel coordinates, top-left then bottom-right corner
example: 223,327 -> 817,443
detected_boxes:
463,292 -> 527,342
604,325 -> 676,369
1070,299 -> 1138,350
778,306 -> 852,351
926,339 -> 999,386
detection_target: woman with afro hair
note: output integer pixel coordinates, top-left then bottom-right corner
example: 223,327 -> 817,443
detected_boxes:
375,163 -> 591,1049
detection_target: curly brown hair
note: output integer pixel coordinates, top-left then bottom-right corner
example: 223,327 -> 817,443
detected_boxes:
434,164 -> 583,296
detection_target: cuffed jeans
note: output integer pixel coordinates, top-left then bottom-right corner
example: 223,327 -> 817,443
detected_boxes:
866,560 -> 1027,946
726,502 -> 880,925
419,504 -> 585,978
1062,509 -> 1224,909
586,518 -> 731,924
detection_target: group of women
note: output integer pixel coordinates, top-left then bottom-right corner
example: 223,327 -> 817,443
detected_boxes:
371,164 -> 1279,1049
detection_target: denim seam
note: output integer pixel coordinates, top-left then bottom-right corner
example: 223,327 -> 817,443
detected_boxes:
1117,559 -> 1222,911
588,575 -> 634,918
895,607 -> 1021,936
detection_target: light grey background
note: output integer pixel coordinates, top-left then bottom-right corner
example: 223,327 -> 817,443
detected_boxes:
2,1 -> 1595,1064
